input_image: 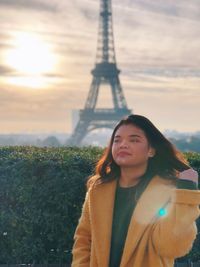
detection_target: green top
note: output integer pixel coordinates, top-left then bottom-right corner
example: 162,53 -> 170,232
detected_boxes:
109,176 -> 150,267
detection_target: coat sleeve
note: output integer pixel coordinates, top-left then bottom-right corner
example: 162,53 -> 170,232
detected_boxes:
71,190 -> 91,267
151,189 -> 200,258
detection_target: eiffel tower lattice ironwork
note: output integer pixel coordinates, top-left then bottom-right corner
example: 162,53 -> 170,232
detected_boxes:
67,0 -> 132,145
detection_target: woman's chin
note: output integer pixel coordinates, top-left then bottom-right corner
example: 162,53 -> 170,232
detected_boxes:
116,160 -> 134,168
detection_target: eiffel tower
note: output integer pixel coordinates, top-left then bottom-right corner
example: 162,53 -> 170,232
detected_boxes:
67,0 -> 132,145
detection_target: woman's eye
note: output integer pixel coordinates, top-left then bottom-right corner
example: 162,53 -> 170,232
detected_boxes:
130,139 -> 139,142
113,139 -> 119,143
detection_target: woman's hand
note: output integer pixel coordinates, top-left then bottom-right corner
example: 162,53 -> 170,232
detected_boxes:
178,168 -> 199,185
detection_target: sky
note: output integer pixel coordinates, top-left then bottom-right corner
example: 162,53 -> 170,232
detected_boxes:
0,0 -> 200,134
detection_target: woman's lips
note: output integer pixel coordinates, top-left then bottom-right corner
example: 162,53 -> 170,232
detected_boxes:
117,151 -> 132,156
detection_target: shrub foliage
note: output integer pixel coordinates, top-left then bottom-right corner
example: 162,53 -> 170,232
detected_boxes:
0,147 -> 199,263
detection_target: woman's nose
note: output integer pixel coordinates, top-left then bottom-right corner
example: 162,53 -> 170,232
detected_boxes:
119,140 -> 128,148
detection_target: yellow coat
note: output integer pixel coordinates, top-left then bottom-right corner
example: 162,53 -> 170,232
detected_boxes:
72,175 -> 200,267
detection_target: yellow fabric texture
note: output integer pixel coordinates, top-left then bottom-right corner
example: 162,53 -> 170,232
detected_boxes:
72,175 -> 200,267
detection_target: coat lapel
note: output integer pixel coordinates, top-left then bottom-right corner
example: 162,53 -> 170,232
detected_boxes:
120,175 -> 175,267
90,179 -> 117,267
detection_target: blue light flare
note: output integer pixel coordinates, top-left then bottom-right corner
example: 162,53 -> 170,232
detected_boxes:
158,208 -> 167,217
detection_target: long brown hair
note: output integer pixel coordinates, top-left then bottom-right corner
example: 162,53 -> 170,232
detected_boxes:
87,114 -> 190,189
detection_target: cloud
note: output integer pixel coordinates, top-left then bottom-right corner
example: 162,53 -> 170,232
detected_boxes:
0,65 -> 15,75
0,0 -> 58,12
115,0 -> 200,22
123,68 -> 200,78
0,87 -> 85,128
112,4 -> 200,70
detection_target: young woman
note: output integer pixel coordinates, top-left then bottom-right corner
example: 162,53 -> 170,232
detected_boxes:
71,114 -> 200,267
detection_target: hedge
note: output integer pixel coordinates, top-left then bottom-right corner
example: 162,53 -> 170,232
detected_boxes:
0,147 -> 199,264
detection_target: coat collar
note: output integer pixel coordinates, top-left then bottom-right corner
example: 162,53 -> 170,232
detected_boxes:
90,175 -> 176,267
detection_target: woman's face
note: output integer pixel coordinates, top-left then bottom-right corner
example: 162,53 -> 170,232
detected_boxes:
112,124 -> 155,168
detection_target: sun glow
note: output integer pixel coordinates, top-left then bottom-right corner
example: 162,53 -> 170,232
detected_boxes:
4,32 -> 57,88
7,76 -> 51,89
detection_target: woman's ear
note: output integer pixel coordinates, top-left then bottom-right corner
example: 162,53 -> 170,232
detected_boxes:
148,147 -> 156,158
